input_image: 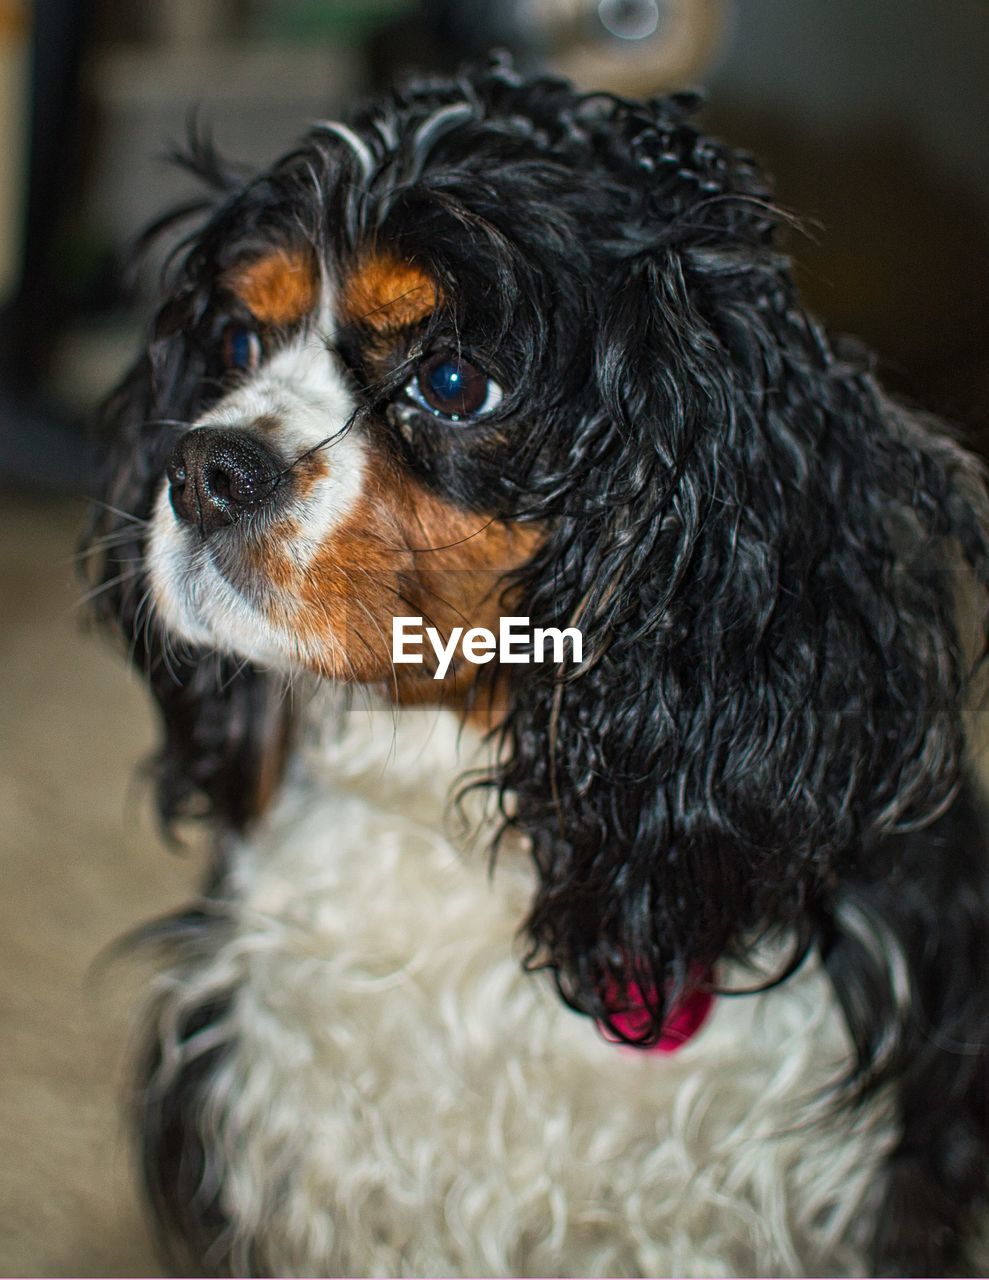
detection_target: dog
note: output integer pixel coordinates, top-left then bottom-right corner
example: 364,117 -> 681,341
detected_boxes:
84,56 -> 989,1276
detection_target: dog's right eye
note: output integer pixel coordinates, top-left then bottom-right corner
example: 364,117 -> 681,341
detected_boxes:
221,323 -> 263,373
405,352 -> 503,422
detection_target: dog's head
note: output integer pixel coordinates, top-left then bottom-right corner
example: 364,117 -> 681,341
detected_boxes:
86,58 -> 989,1038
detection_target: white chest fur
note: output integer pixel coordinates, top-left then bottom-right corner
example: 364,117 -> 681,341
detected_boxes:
155,701 -> 891,1276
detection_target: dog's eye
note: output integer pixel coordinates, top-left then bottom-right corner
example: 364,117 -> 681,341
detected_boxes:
405,353 -> 503,421
221,324 -> 263,373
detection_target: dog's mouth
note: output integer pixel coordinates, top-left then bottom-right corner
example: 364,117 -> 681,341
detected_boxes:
147,418 -> 378,675
178,517 -> 280,612
147,486 -> 284,668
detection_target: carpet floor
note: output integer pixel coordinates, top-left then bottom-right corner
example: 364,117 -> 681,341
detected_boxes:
0,492 -> 201,1277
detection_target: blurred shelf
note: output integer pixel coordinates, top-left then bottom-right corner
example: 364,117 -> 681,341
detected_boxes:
87,41 -> 364,248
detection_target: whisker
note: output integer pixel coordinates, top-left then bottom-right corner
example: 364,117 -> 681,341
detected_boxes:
73,533 -> 144,568
128,584 -> 155,671
87,499 -> 150,527
158,624 -> 182,686
280,407 -> 363,475
217,653 -> 252,694
138,417 -> 190,432
75,567 -> 142,609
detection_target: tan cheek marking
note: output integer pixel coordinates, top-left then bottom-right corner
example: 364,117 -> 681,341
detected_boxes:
245,517 -> 304,596
251,440 -> 543,708
293,490 -> 416,681
286,453 -> 327,502
342,254 -> 439,334
253,450 -> 414,681
401,483 -> 543,637
389,484 -> 544,726
227,248 -> 318,326
274,446 -> 543,696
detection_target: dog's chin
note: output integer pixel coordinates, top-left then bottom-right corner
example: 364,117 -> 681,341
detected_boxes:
147,484 -> 308,674
147,485 -> 402,684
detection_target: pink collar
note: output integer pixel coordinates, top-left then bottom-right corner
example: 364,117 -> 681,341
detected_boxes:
597,969 -> 715,1054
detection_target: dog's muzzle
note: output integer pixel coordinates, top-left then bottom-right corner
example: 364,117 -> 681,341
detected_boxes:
167,428 -> 283,536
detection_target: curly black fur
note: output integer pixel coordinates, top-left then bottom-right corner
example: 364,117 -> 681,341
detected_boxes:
84,56 -> 989,1275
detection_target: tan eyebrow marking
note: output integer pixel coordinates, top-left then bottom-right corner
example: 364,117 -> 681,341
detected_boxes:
226,248 -> 318,326
341,254 -> 439,335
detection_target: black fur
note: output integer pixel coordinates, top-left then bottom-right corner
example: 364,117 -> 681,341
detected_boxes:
139,980 -> 238,1274
85,56 -> 989,1274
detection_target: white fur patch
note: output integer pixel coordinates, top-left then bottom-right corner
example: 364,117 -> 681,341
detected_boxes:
147,332 -> 366,671
149,700 -> 896,1276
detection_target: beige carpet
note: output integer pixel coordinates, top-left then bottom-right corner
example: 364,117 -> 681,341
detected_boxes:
0,492 -> 202,1277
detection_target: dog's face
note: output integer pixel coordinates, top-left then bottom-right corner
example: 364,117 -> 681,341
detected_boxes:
88,60 -> 988,1036
147,232 -> 543,689
131,76 -> 781,702
137,81 -> 674,699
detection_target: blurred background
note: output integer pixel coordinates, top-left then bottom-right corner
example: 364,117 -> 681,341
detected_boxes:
1,1 -> 987,1274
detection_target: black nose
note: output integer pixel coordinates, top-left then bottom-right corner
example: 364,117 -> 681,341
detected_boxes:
167,428 -> 283,536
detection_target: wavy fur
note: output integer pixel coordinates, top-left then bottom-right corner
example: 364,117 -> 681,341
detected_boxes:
84,57 -> 989,1275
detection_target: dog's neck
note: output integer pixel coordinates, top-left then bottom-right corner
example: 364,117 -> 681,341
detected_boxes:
286,685 -> 714,1055
293,686 -> 495,836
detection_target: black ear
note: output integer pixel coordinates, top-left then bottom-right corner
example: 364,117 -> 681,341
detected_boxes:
497,213 -> 989,1040
83,287 -> 292,835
